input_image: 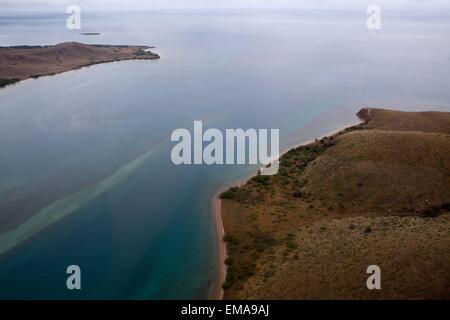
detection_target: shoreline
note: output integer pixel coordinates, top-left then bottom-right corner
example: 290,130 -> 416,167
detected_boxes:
0,42 -> 160,89
0,57 -> 160,90
210,115 -> 365,300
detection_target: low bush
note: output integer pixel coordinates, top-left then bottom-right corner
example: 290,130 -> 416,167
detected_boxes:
224,257 -> 233,266
220,190 -> 235,199
0,78 -> 19,87
292,191 -> 302,198
223,234 -> 240,245
252,175 -> 271,185
422,206 -> 441,218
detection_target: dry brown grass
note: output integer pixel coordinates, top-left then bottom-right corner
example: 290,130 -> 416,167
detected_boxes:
360,108 -> 450,134
303,130 -> 450,216
221,108 -> 450,299
0,42 -> 159,86
240,215 -> 450,300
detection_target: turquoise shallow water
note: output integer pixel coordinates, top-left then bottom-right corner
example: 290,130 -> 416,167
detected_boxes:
0,10 -> 450,299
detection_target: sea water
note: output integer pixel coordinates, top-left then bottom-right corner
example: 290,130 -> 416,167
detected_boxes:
0,9 -> 449,299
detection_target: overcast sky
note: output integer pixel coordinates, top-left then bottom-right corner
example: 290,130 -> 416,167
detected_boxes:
1,0 -> 449,10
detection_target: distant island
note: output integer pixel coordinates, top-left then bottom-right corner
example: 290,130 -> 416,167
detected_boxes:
219,108 -> 450,299
0,42 -> 160,88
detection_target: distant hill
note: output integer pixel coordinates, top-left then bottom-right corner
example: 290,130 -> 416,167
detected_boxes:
221,108 -> 450,299
0,42 -> 160,88
358,108 -> 450,134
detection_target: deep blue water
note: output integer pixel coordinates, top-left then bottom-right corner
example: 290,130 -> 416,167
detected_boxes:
0,10 -> 450,299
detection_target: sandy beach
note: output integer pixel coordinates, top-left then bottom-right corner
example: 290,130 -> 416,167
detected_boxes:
210,194 -> 227,299
210,116 -> 365,299
218,108 -> 450,299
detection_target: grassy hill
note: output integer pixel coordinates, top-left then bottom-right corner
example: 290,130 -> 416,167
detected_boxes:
0,42 -> 159,88
220,108 -> 450,299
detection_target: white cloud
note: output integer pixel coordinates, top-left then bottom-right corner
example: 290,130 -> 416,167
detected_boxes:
1,0 -> 449,10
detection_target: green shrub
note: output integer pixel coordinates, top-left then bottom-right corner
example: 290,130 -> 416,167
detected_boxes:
0,78 -> 19,88
224,257 -> 233,266
222,270 -> 234,289
223,234 -> 240,245
252,175 -> 271,185
285,240 -> 297,251
220,191 -> 234,199
220,190 -> 235,199
422,206 -> 440,218
292,191 -> 302,198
